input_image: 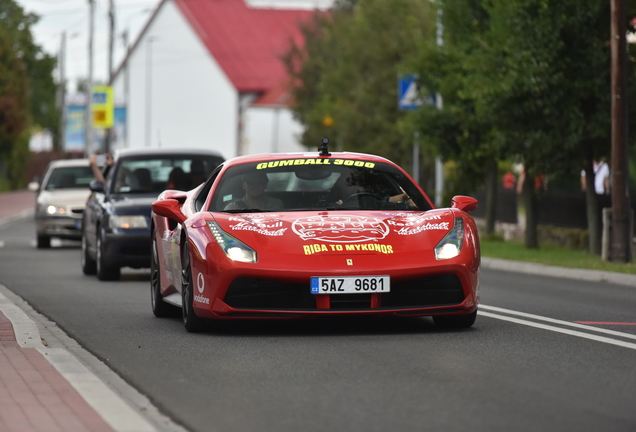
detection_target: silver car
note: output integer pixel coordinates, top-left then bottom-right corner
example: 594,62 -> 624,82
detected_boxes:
32,159 -> 96,248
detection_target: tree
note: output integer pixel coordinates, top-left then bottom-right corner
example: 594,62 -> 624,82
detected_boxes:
0,0 -> 58,189
283,0 -> 437,176
426,0 -> 635,250
478,0 -> 635,250
411,0 -> 503,233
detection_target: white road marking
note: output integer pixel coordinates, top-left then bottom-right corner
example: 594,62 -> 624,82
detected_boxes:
480,306 -> 636,350
480,304 -> 636,341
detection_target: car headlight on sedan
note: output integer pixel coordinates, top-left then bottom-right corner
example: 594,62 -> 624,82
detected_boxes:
434,217 -> 464,260
108,215 -> 148,229
38,204 -> 66,215
206,221 -> 257,263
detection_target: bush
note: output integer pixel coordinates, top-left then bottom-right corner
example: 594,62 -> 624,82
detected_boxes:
538,225 -> 588,250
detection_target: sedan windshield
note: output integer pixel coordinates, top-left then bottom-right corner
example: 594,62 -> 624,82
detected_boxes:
44,166 -> 95,190
211,158 -> 431,212
110,156 -> 222,194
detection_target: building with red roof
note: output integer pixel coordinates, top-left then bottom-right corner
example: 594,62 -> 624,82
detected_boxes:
111,0 -> 333,158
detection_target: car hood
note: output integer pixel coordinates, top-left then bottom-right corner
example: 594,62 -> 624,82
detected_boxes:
211,209 -> 457,260
108,195 -> 158,215
37,189 -> 91,208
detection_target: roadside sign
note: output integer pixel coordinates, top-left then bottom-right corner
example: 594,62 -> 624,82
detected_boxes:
92,86 -> 114,128
398,75 -> 435,111
398,75 -> 422,110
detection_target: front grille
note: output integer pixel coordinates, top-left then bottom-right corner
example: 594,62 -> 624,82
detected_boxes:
71,209 -> 84,214
330,293 -> 371,310
382,274 -> 465,308
224,278 -> 316,309
120,246 -> 151,256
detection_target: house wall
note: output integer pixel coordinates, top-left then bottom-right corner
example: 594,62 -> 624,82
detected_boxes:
112,0 -> 238,159
245,107 -> 308,155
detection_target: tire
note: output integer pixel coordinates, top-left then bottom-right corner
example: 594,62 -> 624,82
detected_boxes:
433,309 -> 477,329
81,231 -> 97,275
96,229 -> 120,281
181,242 -> 205,332
36,235 -> 51,249
151,232 -> 175,317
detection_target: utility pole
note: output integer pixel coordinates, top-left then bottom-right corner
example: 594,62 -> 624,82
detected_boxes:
145,37 -> 156,147
434,7 -> 444,207
85,0 -> 95,157
122,29 -> 129,148
610,0 -> 631,262
57,32 -> 66,152
105,0 -> 115,153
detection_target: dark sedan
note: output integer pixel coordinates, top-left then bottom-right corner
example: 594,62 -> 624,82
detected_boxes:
81,148 -> 224,280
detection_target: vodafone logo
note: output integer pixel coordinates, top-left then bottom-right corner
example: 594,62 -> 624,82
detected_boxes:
197,273 -> 205,293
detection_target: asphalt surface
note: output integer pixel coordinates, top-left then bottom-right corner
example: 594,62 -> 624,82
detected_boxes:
1,190 -> 635,432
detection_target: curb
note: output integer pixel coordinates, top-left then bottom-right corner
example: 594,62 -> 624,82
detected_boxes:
481,257 -> 636,287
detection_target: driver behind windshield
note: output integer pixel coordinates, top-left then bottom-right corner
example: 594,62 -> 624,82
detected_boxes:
224,172 -> 284,211
330,170 -> 417,208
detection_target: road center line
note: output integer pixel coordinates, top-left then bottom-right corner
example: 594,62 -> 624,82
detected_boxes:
479,311 -> 636,350
574,321 -> 636,326
480,304 -> 636,341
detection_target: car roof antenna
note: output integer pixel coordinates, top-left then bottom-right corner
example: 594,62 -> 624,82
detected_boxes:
319,137 -> 331,156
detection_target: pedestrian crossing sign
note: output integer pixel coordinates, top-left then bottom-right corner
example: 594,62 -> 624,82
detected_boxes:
398,75 -> 437,111
398,75 -> 422,110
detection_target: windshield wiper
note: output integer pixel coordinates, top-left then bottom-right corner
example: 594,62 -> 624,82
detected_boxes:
223,208 -> 274,213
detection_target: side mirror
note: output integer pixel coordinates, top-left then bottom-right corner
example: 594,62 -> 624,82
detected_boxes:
27,182 -> 40,192
152,199 -> 187,224
89,180 -> 105,193
451,195 -> 478,213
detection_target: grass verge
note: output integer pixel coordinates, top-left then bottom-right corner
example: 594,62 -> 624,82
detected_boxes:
480,239 -> 636,275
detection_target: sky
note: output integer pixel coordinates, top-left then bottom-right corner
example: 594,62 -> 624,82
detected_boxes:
16,0 -> 160,93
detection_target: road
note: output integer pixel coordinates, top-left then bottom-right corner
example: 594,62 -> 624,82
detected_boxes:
1,216 -> 635,432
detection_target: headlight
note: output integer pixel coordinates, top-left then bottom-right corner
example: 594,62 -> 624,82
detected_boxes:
434,217 -> 464,260
39,205 -> 66,215
109,215 -> 148,229
207,221 -> 257,263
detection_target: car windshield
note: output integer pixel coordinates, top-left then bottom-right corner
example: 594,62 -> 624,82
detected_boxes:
211,158 -> 431,212
110,156 -> 222,194
44,166 -> 94,190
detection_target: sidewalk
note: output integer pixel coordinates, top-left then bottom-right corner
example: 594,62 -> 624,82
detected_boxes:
0,307 -> 116,431
0,189 -> 35,224
0,190 -> 160,432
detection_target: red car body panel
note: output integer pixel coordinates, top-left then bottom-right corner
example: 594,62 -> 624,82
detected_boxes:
151,152 -> 480,322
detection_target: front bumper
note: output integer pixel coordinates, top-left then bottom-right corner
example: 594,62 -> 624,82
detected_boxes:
193,262 -> 479,320
103,230 -> 151,269
35,214 -> 83,239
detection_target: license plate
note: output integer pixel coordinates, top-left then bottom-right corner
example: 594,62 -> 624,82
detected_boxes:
74,219 -> 82,229
310,276 -> 390,294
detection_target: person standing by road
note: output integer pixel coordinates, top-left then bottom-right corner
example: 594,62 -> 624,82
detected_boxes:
580,159 -> 610,195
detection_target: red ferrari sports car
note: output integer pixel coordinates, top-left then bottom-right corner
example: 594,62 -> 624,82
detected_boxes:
150,143 -> 480,332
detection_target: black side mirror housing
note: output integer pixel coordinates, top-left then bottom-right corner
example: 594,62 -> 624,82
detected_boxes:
89,180 -> 105,193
